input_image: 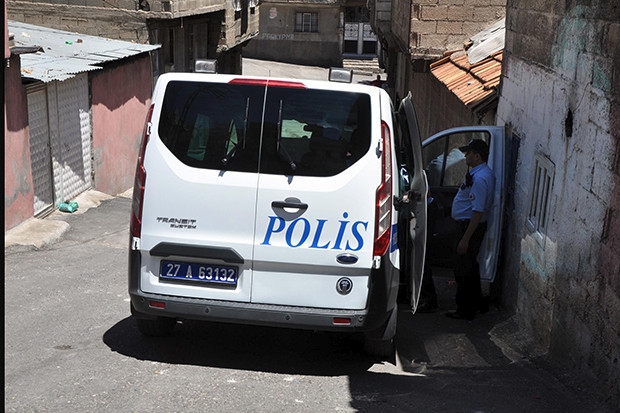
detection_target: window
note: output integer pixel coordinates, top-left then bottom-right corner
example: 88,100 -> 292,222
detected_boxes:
344,7 -> 370,23
422,131 -> 490,187
295,12 -> 319,33
158,81 -> 371,177
528,153 -> 554,235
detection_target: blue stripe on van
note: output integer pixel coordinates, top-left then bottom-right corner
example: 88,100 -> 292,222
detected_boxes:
390,224 -> 399,253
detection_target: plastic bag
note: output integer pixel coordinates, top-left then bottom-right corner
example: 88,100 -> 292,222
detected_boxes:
59,201 -> 79,213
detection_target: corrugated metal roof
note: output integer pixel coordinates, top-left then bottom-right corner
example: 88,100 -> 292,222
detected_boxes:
8,21 -> 160,83
430,19 -> 504,110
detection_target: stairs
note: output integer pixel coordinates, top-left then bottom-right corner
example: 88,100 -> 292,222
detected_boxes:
342,58 -> 384,76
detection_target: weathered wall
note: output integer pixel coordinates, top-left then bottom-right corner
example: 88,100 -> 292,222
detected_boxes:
407,70 -> 479,139
7,2 -> 150,42
243,4 -> 342,67
6,0 -> 256,47
4,53 -> 35,232
409,0 -> 506,58
90,55 -> 153,195
497,0 -> 619,407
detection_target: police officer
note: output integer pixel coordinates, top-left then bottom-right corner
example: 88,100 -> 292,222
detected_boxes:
445,139 -> 495,320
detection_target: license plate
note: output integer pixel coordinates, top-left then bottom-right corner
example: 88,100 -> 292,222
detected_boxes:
160,260 -> 238,286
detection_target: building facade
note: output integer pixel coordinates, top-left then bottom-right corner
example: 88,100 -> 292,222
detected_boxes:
4,11 -> 33,231
5,20 -> 158,232
243,0 -> 378,67
368,0 -> 506,137
6,0 -> 259,74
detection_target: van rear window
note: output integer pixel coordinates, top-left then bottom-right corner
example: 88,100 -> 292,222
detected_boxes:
158,81 -> 371,176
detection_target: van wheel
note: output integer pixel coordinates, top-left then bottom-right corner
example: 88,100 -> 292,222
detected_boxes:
363,336 -> 395,357
363,306 -> 397,357
136,317 -> 176,337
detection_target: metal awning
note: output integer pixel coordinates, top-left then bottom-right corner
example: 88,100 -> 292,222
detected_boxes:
9,20 -> 160,83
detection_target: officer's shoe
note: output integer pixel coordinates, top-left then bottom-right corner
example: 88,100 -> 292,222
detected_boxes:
479,297 -> 490,314
444,311 -> 475,321
417,299 -> 438,313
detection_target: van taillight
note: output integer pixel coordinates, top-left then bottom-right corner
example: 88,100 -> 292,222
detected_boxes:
373,121 -> 393,257
130,104 -> 153,238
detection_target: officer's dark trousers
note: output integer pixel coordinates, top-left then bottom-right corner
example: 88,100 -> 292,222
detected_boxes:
454,220 -> 487,318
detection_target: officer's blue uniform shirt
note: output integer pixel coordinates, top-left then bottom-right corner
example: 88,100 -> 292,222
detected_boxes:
451,163 -> 495,222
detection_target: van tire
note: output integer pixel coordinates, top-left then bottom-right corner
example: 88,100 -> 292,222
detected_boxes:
363,305 -> 397,357
136,317 -> 176,337
363,336 -> 395,357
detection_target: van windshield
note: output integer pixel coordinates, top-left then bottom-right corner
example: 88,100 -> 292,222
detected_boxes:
158,81 -> 371,176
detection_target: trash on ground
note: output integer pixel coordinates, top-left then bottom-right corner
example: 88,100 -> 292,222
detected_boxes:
59,201 -> 79,213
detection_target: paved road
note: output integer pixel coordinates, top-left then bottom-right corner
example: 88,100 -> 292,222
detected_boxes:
5,190 -> 613,412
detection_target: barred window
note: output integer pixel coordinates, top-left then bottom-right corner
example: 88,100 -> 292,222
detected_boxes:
295,12 -> 319,33
528,153 -> 555,235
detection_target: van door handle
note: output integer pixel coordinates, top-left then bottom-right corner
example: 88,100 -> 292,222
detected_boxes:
272,200 -> 308,210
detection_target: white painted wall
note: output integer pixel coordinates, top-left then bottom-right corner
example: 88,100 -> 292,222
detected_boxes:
496,3 -> 618,404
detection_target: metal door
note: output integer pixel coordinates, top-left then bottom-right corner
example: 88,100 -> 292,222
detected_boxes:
27,85 -> 54,215
51,74 -> 92,204
397,93 -> 428,310
344,22 -> 377,56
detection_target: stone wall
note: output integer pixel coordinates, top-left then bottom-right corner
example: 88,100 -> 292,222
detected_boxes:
409,0 -> 506,58
497,0 -> 620,408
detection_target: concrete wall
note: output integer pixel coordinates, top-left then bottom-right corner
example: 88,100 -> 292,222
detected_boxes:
243,4 -> 342,67
4,53 -> 35,232
90,55 -> 153,195
497,0 -> 619,407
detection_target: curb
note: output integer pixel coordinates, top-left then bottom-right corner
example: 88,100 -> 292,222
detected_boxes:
5,188 -> 131,250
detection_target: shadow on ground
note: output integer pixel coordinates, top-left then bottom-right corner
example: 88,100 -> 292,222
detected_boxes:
103,272 -> 610,412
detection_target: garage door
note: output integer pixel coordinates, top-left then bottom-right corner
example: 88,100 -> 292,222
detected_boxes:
27,85 -> 54,215
27,74 -> 92,214
51,74 -> 92,204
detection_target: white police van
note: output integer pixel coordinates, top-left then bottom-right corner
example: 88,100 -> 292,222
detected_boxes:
128,67 -> 504,356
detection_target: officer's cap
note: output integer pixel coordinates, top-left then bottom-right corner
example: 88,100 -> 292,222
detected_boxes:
459,139 -> 489,157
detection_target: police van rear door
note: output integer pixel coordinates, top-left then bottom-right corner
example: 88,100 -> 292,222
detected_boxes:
251,80 -> 380,310
397,93 -> 428,310
138,75 -> 265,303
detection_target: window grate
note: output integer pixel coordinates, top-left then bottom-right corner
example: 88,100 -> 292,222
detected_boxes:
528,153 -> 555,234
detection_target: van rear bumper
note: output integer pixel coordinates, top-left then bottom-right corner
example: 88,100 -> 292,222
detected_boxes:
130,290 -> 375,331
128,247 -> 399,333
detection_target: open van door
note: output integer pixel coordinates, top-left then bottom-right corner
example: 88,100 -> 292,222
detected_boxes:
396,93 -> 428,310
422,126 -> 505,282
